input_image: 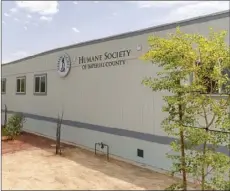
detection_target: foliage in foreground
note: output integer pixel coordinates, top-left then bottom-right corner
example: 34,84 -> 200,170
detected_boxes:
4,113 -> 26,140
141,28 -> 230,190
2,126 -> 8,136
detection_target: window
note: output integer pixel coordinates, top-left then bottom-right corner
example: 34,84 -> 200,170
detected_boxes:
34,74 -> 47,95
1,78 -> 6,94
186,58 -> 230,94
221,68 -> 230,94
16,76 -> 26,94
189,66 -> 230,94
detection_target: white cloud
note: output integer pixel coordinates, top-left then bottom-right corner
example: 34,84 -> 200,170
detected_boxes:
12,51 -> 28,58
3,51 -> 29,63
40,16 -> 53,22
130,1 -> 229,27
164,1 -> 229,23
10,8 -> 18,13
15,1 -> 59,15
108,31 -> 114,36
14,18 -> 19,22
128,0 -> 229,14
73,2 -> 78,5
2,21 -> 6,24
129,1 -> 198,8
107,12 -> 118,19
2,59 -> 13,64
27,14 -> 32,19
24,26 -> 28,30
72,27 -> 80,33
4,13 -> 10,17
32,23 -> 39,27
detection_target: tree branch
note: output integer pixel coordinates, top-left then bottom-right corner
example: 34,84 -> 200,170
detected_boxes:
202,104 -> 209,127
207,115 -> 216,129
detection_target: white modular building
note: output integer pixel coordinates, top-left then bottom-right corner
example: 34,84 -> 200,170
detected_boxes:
1,11 -> 229,172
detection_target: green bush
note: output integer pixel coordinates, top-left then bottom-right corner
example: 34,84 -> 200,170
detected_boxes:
224,182 -> 230,191
5,113 -> 26,139
2,126 -> 8,136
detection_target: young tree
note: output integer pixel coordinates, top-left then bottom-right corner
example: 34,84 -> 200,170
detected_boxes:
141,28 -> 230,190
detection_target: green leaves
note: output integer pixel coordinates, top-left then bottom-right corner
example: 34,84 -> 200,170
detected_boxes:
142,28 -> 230,190
5,113 -> 25,140
165,183 -> 184,191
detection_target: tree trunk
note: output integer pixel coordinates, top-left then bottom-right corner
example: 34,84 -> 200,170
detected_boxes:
56,124 -> 60,154
201,141 -> 207,191
179,101 -> 187,191
4,105 -> 7,127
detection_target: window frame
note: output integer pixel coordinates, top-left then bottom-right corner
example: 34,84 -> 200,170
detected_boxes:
221,68 -> 230,95
16,76 -> 26,95
1,78 -> 6,94
190,59 -> 230,95
33,73 -> 47,96
188,69 -> 230,95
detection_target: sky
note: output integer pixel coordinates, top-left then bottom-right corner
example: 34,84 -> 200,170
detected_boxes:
2,1 -> 230,63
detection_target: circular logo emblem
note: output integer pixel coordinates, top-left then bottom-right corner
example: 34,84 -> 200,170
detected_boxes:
57,53 -> 71,77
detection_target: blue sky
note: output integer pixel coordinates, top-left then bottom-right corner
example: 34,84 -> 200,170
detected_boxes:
2,1 -> 229,63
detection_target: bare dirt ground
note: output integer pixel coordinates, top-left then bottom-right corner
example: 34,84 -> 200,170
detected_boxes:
2,132 -> 180,190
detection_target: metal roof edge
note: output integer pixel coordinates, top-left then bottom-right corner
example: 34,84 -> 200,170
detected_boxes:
2,10 -> 229,66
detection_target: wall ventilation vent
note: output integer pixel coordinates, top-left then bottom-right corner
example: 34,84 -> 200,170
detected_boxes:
137,149 -> 144,158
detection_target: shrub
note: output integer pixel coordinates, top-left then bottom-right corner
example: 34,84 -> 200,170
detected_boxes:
5,113 -> 26,139
2,126 -> 8,136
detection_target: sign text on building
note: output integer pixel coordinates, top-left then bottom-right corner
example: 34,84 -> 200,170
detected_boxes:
76,49 -> 131,70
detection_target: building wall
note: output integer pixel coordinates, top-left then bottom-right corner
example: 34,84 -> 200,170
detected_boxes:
2,12 -> 229,171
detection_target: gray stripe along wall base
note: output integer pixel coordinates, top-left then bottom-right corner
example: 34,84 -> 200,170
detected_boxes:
2,109 -> 228,155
